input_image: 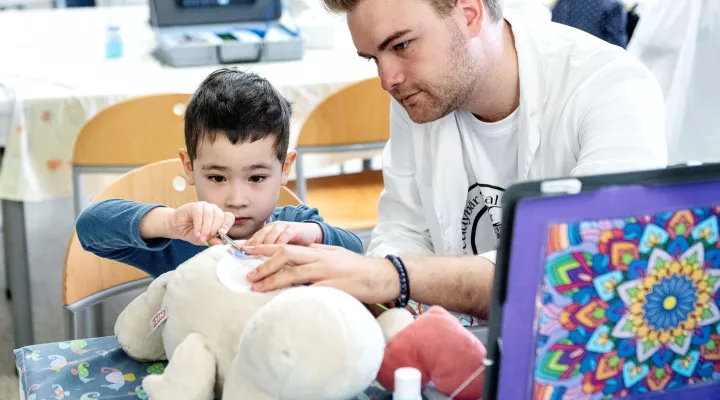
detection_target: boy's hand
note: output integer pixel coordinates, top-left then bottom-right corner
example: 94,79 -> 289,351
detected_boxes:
169,202 -> 235,245
245,221 -> 323,247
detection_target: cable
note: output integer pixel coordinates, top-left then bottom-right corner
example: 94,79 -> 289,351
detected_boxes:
448,363 -> 486,399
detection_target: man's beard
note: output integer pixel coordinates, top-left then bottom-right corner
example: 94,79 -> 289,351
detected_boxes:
395,24 -> 475,124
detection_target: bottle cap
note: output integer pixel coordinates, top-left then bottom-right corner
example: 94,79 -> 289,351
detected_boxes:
393,367 -> 421,400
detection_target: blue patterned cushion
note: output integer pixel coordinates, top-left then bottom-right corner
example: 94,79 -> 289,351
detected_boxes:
14,337 -> 423,399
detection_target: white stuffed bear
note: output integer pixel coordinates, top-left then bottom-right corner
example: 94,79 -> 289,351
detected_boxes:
114,244 -> 386,400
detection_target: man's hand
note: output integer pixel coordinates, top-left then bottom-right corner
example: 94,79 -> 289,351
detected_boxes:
139,202 -> 235,246
243,244 -> 401,305
243,244 -> 495,319
245,221 -> 323,247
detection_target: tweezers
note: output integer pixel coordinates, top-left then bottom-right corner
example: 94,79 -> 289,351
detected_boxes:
217,233 -> 259,258
218,234 -> 244,252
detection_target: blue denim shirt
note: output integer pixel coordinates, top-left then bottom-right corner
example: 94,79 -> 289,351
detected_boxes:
552,0 -> 629,48
76,199 -> 364,277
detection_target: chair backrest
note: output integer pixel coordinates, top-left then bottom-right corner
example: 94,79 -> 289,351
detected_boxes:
296,77 -> 390,148
71,93 -> 193,216
62,158 -> 302,309
293,77 -> 390,202
72,93 -> 192,167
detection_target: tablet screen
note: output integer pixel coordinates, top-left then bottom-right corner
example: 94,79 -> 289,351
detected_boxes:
494,177 -> 720,400
535,206 -> 720,398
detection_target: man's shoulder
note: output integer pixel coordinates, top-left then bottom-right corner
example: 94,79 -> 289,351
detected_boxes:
517,19 -> 655,100
523,20 -> 641,72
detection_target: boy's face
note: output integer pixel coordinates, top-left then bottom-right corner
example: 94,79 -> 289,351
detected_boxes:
179,135 -> 295,240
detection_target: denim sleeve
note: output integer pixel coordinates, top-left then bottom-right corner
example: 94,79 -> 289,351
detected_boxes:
604,0 -> 629,48
75,199 -> 201,277
272,205 -> 365,254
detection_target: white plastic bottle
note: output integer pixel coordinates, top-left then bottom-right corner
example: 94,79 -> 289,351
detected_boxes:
393,367 -> 422,400
105,22 -> 123,60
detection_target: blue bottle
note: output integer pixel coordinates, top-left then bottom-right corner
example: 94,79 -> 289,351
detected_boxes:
105,24 -> 123,59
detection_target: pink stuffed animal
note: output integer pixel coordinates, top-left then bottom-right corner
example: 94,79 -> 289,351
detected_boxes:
376,306 -> 487,400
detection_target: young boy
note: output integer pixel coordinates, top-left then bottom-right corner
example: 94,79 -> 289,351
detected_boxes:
76,68 -> 363,278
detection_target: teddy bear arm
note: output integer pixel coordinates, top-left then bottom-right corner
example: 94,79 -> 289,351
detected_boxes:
115,271 -> 173,361
143,332 -> 217,400
416,311 -> 487,399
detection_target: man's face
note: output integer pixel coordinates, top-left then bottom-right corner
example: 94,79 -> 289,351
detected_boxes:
349,0 -> 476,123
180,135 -> 293,239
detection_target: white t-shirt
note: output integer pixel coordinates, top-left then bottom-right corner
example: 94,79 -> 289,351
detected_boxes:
456,108 -> 520,256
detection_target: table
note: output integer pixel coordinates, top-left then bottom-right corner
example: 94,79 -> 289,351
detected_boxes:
13,328 -> 488,399
0,4 -> 378,348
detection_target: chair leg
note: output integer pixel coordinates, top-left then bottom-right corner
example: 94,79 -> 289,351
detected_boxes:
4,262 -> 10,300
0,146 -> 7,303
83,303 -> 104,338
92,303 -> 105,337
295,153 -> 307,203
72,304 -> 104,339
72,168 -> 83,218
63,308 -> 76,340
362,158 -> 372,171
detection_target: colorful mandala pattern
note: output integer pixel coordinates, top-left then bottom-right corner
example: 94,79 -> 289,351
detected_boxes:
535,207 -> 720,399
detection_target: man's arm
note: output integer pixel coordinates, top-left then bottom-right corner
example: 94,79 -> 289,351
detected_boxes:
243,244 -> 495,320
366,100 -> 434,257
401,255 -> 495,319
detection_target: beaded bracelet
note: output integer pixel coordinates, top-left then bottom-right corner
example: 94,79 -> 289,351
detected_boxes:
385,254 -> 410,308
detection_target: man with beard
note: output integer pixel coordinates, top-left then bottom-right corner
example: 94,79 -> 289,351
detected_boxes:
240,0 -> 668,320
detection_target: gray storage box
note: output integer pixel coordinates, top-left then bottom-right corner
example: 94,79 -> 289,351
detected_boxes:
150,0 -> 304,67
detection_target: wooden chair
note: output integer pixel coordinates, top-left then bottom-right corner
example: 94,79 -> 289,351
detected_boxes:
291,77 -> 390,233
71,93 -> 192,216
67,93 -> 192,339
63,158 -> 302,339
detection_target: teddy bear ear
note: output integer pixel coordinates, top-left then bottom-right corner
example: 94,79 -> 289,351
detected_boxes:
376,308 -> 415,343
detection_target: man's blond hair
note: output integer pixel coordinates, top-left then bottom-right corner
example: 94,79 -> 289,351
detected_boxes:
322,0 -> 503,22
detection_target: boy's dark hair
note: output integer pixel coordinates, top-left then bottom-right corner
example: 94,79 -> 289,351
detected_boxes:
185,68 -> 292,163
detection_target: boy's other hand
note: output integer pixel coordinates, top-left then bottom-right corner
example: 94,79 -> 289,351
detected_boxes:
170,202 -> 235,245
245,221 -> 323,247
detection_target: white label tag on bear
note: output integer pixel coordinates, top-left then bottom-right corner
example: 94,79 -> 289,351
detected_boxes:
149,308 -> 168,333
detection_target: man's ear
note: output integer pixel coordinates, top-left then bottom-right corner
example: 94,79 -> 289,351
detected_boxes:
456,0 -> 484,37
178,149 -> 196,186
280,151 -> 297,186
